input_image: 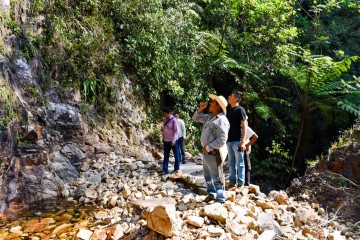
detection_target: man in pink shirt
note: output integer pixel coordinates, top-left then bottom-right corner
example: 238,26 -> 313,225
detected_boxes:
161,107 -> 181,174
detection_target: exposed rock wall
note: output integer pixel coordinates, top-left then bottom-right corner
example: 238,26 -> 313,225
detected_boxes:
316,124 -> 360,185
0,59 -> 151,217
287,123 -> 360,222
0,2 -> 152,217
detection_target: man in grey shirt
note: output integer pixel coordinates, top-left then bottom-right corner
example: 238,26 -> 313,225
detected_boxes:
174,113 -> 187,164
192,94 -> 230,203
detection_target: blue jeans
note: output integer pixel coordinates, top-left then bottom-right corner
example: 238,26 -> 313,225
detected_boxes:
227,141 -> 245,185
203,153 -> 225,202
178,137 -> 186,162
244,150 -> 251,186
163,140 -> 181,173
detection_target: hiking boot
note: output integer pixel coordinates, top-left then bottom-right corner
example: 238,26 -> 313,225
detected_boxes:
203,196 -> 215,203
182,160 -> 186,164
227,184 -> 237,191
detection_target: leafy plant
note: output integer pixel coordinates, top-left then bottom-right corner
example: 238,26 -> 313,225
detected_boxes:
281,50 -> 358,168
28,86 -> 48,106
0,86 -> 17,128
146,123 -> 162,146
252,140 -> 296,187
82,77 -> 108,103
89,119 -> 97,129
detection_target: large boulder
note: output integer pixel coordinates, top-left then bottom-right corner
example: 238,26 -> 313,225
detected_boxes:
143,204 -> 182,237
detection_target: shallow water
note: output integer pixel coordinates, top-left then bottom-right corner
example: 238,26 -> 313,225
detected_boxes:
0,198 -> 103,239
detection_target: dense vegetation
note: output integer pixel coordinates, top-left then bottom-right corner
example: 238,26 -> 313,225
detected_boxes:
1,0 -> 359,187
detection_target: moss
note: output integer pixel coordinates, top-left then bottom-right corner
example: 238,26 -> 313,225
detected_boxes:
0,86 -> 17,129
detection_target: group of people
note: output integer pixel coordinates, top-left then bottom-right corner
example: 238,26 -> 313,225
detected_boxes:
161,108 -> 187,174
161,90 -> 258,203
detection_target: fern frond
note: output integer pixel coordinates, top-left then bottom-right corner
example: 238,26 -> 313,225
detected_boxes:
338,100 -> 360,118
265,97 -> 292,107
195,31 -> 225,57
316,79 -> 343,92
212,55 -> 264,83
254,102 -> 286,133
310,56 -> 358,92
254,102 -> 272,121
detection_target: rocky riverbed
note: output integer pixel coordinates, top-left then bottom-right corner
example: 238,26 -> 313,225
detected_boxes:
0,154 -> 359,240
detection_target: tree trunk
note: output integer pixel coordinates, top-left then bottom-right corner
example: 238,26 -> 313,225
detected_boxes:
291,71 -> 312,169
291,106 -> 308,168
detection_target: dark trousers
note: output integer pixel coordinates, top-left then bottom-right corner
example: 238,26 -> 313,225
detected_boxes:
244,150 -> 251,186
178,137 -> 186,162
163,140 -> 181,173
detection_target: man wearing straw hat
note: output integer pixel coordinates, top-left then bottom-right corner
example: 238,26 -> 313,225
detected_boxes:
192,94 -> 230,203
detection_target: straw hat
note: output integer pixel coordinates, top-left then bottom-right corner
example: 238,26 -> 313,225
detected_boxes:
208,94 -> 228,115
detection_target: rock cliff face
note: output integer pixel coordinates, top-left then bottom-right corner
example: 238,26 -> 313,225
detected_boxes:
0,56 -> 152,216
0,2 -> 152,215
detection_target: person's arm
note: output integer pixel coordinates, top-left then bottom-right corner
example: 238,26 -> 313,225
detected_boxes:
181,120 -> 186,139
171,118 -> 178,146
240,119 -> 248,151
246,132 -> 258,150
161,118 -> 165,142
192,102 -> 209,123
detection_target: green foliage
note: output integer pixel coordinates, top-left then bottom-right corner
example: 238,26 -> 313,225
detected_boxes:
111,0 -> 206,116
252,140 -> 296,187
331,124 -> 358,149
10,0 -> 123,110
338,99 -> 360,119
146,123 -> 162,146
5,20 -> 36,59
82,77 -> 108,103
89,119 -> 97,129
4,0 -> 359,187
0,86 -> 17,129
28,86 -> 48,106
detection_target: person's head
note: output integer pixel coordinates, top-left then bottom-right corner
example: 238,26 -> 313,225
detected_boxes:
208,94 -> 228,115
228,90 -> 243,104
174,113 -> 180,119
162,107 -> 172,119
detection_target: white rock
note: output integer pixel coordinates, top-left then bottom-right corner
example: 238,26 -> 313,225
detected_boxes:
186,216 -> 204,228
9,225 -> 22,233
258,230 -> 276,240
76,229 -> 93,240
84,189 -> 98,199
328,230 -> 346,240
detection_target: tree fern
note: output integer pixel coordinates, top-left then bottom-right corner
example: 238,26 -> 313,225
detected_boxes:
284,48 -> 359,168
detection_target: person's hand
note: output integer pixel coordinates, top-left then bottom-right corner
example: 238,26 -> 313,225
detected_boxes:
239,142 -> 246,152
198,102 -> 208,112
202,147 -> 209,155
171,141 -> 175,146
